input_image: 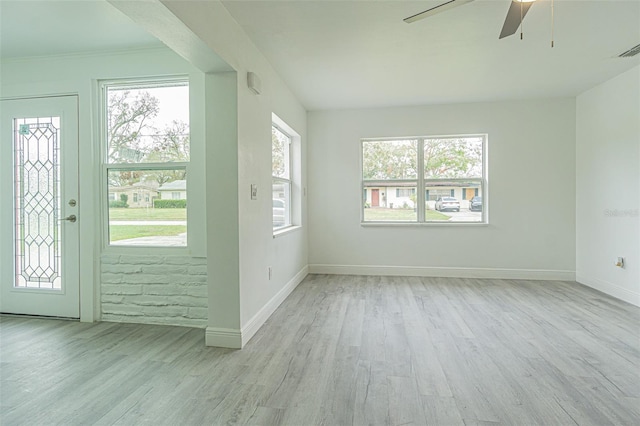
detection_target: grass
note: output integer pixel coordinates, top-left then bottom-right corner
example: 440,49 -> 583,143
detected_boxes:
109,208 -> 186,221
109,225 -> 186,241
363,208 -> 450,222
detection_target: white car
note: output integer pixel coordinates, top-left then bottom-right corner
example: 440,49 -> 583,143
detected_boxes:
435,196 -> 460,212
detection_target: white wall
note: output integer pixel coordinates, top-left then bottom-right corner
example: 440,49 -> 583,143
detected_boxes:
135,1 -> 310,346
308,98 -> 577,280
576,65 -> 640,306
1,48 -> 206,323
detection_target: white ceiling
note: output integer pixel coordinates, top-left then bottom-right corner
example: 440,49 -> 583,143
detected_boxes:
221,0 -> 640,110
1,1 -> 639,111
0,0 -> 163,59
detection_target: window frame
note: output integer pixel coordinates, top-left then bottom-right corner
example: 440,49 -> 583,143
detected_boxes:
361,134 -> 488,225
272,123 -> 293,231
100,77 -> 190,249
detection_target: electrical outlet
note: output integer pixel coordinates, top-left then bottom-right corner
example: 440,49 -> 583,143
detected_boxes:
268,266 -> 272,280
616,257 -> 625,268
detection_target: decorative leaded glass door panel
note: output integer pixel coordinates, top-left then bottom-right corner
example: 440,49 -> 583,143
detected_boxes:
1,96 -> 79,318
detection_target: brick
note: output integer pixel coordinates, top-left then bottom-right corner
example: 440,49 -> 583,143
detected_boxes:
101,295 -> 125,304
101,305 -> 143,317
168,275 -> 207,284
118,255 -> 163,265
175,296 -> 208,308
102,264 -> 142,274
101,273 -> 122,284
184,286 -> 207,298
186,307 -> 208,319
121,274 -> 170,284
131,299 -> 172,307
141,265 -> 188,275
101,255 -> 120,264
101,284 -> 143,295
187,265 -> 207,275
144,284 -> 185,296
140,306 -> 187,317
163,257 -> 205,266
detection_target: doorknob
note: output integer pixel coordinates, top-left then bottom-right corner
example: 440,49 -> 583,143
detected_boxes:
59,214 -> 77,223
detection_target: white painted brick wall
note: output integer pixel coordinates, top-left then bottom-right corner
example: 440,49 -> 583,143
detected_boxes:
101,254 -> 207,328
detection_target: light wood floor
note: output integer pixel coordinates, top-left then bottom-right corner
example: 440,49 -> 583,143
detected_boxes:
1,275 -> 639,425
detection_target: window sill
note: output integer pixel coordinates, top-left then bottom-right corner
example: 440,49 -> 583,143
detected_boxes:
361,221 -> 489,227
103,244 -> 191,256
273,225 -> 302,238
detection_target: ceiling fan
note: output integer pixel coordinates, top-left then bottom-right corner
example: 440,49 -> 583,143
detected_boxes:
404,0 -> 540,40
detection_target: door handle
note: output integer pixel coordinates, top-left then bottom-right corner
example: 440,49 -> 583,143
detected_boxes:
59,214 -> 77,223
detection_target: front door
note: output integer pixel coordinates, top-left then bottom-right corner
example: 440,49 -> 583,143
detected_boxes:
465,188 -> 476,201
371,189 -> 380,207
0,96 -> 80,318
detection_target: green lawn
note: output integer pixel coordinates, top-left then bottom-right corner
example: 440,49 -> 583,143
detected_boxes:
110,225 -> 187,241
363,208 -> 450,222
109,208 -> 186,221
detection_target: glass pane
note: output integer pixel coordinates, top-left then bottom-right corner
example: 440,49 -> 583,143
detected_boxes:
272,180 -> 291,229
427,180 -> 483,222
363,185 -> 418,222
424,137 -> 483,179
108,170 -> 187,246
14,117 -> 62,289
363,140 -> 418,180
272,126 -> 290,179
106,83 -> 189,163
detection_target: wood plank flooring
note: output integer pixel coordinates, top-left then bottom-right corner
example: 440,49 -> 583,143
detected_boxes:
1,275 -> 639,425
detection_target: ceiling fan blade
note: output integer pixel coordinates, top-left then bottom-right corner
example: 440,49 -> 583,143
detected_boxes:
499,1 -> 534,39
404,0 -> 475,24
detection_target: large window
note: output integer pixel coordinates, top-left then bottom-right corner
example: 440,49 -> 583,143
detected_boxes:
272,125 -> 291,229
102,79 -> 189,246
362,135 -> 486,223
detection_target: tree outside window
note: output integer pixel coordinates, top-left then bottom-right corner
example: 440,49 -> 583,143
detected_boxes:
103,79 -> 189,246
362,135 -> 486,223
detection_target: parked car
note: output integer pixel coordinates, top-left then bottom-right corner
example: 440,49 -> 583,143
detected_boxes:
469,196 -> 483,211
435,196 -> 460,212
273,198 -> 286,227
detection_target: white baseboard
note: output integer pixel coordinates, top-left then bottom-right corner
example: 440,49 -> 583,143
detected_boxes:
205,265 -> 308,349
308,264 -> 576,281
205,327 -> 242,349
241,265 -> 309,347
576,274 -> 640,307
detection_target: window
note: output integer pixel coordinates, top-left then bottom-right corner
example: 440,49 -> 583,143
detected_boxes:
272,124 -> 292,230
396,188 -> 416,197
102,79 -> 189,246
362,135 -> 486,223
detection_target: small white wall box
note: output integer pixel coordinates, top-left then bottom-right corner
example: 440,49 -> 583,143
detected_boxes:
247,72 -> 261,95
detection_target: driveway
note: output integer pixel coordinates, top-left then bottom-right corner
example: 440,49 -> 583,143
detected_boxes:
441,210 -> 482,222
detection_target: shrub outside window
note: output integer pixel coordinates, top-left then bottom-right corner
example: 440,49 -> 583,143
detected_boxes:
102,79 -> 189,246
362,135 -> 486,224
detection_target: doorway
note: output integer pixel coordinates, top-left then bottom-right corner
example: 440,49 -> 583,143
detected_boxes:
0,96 -> 80,318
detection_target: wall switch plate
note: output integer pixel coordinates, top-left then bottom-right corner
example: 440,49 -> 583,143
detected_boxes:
251,184 -> 258,200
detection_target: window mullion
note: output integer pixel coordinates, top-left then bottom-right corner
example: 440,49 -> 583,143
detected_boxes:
417,139 -> 425,222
